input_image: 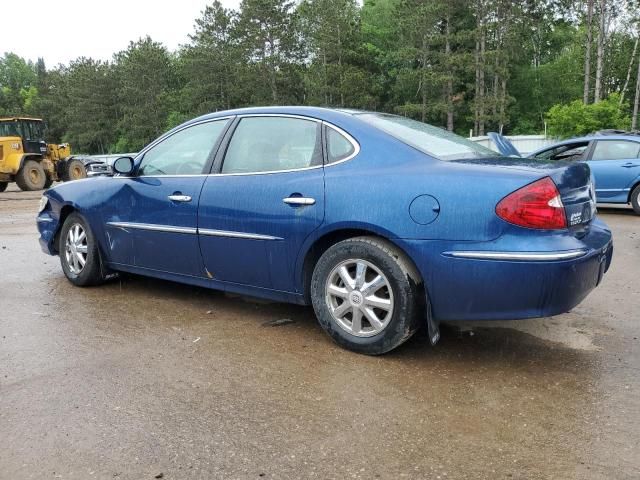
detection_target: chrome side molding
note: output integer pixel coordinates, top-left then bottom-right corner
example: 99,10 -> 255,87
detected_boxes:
198,228 -> 282,241
106,222 -> 197,235
106,221 -> 281,240
443,249 -> 588,261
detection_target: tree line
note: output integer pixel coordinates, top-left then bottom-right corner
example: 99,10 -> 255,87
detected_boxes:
1,0 -> 639,154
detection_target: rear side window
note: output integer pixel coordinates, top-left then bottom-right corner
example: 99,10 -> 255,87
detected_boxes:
534,143 -> 589,161
591,140 -> 640,160
326,127 -> 356,163
359,113 -> 495,160
222,117 -> 322,174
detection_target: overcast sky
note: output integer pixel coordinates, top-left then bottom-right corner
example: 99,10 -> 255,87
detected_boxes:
1,0 -> 240,67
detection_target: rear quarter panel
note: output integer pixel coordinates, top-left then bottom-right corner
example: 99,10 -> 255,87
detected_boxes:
321,124 -> 555,243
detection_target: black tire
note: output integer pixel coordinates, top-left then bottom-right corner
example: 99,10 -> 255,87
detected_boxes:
58,213 -> 105,286
631,184 -> 640,215
15,159 -> 46,191
43,176 -> 54,189
310,236 -> 424,355
0,182 -> 7,193
62,158 -> 87,182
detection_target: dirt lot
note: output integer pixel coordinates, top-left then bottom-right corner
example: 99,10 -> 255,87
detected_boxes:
1,183 -> 639,479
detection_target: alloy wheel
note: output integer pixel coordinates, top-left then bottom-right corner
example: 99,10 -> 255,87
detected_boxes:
65,223 -> 88,274
325,259 -> 394,337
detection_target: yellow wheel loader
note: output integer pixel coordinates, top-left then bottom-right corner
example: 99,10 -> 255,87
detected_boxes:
0,117 -> 86,192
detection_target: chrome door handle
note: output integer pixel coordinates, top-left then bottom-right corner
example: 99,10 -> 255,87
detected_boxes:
283,197 -> 316,206
168,194 -> 192,202
622,163 -> 639,168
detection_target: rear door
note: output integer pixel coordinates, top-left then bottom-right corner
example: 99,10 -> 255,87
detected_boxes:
197,115 -> 325,292
586,139 -> 640,202
103,118 -> 230,276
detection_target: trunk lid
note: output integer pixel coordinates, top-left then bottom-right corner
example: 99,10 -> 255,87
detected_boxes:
548,160 -> 597,228
451,157 -> 596,228
487,132 -> 522,157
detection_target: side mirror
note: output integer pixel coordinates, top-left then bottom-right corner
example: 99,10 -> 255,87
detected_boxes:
113,156 -> 135,175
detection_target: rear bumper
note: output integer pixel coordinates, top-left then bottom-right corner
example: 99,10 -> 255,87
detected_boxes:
402,219 -> 613,321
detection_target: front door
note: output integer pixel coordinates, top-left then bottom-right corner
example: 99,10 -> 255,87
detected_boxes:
103,119 -> 230,276
198,116 -> 325,292
587,139 -> 640,202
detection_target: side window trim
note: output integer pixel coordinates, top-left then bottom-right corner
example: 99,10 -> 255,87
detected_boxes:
586,140 -> 604,161
212,114 -> 324,176
210,116 -> 241,174
583,140 -> 596,160
134,116 -> 234,177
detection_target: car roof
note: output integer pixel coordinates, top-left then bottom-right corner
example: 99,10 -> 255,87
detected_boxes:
549,133 -> 640,144
184,106 -> 377,125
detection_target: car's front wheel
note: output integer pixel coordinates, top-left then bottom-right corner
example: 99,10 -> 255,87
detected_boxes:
59,213 -> 105,286
631,184 -> 640,215
311,236 -> 424,355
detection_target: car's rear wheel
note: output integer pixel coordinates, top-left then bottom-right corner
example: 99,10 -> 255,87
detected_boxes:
311,236 -> 424,355
59,213 -> 105,286
631,185 -> 640,215
16,160 -> 46,191
0,181 -> 8,192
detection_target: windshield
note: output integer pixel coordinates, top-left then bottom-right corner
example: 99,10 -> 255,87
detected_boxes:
0,121 -> 20,137
359,113 -> 496,161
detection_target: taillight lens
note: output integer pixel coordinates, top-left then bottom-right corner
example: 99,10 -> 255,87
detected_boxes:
496,177 -> 567,229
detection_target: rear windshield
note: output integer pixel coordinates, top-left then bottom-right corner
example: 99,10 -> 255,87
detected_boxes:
359,113 -> 496,161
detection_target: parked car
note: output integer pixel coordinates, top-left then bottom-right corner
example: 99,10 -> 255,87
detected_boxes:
489,131 -> 640,214
77,153 -> 138,177
37,107 -> 613,355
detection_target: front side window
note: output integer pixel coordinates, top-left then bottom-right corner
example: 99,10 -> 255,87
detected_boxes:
359,113 -> 495,161
222,117 -> 321,174
138,120 -> 228,176
591,140 -> 640,161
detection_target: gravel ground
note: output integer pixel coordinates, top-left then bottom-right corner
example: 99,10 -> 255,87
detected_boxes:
1,183 -> 639,479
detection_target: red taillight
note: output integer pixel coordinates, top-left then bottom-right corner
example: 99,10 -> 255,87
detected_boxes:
496,177 -> 567,229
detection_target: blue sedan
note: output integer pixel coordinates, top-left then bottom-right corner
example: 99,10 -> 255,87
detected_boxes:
37,107 -> 613,354
490,131 -> 640,214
